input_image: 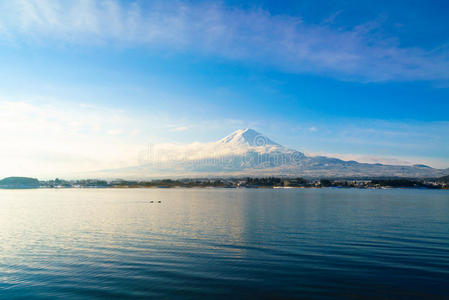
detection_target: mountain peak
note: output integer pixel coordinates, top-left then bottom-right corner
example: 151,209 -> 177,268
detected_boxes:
219,128 -> 280,147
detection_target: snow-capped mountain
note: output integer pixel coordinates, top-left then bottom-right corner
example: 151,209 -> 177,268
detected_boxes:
96,129 -> 448,179
218,128 -> 280,147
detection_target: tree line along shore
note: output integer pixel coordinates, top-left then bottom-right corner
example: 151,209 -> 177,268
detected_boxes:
0,176 -> 448,189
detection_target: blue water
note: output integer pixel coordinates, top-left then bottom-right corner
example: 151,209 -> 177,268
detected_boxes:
0,188 -> 448,299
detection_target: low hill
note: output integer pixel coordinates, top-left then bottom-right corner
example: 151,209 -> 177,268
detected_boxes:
438,175 -> 449,183
0,177 -> 40,189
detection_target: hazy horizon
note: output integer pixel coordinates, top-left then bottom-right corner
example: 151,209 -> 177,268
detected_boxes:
0,128 -> 446,181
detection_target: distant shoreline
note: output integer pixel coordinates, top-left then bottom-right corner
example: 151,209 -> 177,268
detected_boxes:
1,176 -> 448,190
1,186 -> 448,191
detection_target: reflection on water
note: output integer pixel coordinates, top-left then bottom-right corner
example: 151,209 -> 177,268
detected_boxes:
0,188 -> 448,299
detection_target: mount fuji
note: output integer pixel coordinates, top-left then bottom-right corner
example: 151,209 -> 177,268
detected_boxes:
96,129 -> 448,179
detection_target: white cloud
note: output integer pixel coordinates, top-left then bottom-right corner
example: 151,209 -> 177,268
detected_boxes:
130,129 -> 141,136
169,126 -> 189,132
107,129 -> 124,136
0,0 -> 448,82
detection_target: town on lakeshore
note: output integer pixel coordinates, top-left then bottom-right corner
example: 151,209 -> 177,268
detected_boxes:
1,176 -> 448,190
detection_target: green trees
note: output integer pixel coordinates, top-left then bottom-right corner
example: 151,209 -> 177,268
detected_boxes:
0,177 -> 40,189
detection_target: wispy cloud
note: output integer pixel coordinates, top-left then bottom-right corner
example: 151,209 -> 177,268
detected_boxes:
0,0 -> 448,82
169,126 -> 189,132
107,129 -> 124,136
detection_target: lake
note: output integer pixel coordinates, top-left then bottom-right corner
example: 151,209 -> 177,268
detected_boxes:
0,188 -> 448,299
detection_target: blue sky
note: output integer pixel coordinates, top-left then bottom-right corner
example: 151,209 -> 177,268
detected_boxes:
0,0 -> 448,176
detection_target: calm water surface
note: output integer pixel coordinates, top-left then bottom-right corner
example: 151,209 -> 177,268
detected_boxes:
0,188 -> 448,299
